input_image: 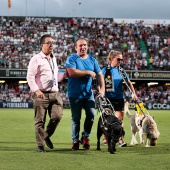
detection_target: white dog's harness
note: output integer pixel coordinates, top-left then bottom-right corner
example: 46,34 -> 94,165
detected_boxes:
137,115 -> 147,127
135,101 -> 150,127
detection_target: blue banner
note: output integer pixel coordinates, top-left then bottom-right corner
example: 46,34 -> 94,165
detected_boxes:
0,102 -> 33,108
0,102 -> 70,108
0,102 -> 169,109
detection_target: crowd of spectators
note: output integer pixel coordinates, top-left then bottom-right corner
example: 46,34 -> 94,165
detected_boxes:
124,85 -> 170,105
0,16 -> 170,70
0,81 -> 170,106
0,16 -> 170,105
0,81 -> 69,103
0,82 -> 31,103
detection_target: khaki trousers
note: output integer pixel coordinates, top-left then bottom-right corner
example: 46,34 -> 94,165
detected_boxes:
31,91 -> 63,147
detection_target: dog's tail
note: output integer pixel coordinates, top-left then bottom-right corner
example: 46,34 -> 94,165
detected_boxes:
124,102 -> 132,118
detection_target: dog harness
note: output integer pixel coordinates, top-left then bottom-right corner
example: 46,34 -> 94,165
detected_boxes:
95,95 -> 115,126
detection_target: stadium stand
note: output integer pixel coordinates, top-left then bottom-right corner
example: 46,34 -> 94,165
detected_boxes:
0,81 -> 170,105
0,16 -> 170,106
0,16 -> 170,70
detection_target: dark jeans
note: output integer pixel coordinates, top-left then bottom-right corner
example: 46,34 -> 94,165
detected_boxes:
69,98 -> 96,143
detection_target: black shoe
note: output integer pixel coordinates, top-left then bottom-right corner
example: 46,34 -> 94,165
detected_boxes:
37,146 -> 45,152
45,137 -> 54,149
72,141 -> 79,150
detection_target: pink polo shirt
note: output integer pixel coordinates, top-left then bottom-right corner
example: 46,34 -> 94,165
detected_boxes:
27,51 -> 64,92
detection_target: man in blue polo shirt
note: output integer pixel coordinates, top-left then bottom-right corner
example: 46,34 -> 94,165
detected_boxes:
65,38 -> 105,150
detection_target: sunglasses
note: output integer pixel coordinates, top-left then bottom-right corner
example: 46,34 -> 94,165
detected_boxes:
43,41 -> 55,45
116,58 -> 123,61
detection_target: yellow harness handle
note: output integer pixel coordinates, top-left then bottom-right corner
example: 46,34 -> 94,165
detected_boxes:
135,102 -> 146,115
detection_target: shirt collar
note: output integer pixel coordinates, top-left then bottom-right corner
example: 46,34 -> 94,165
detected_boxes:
40,51 -> 54,59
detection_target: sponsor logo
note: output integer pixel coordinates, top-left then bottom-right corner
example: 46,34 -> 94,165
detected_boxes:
152,103 -> 170,109
148,103 -> 152,109
129,103 -> 170,110
2,102 -> 29,108
147,103 -> 170,109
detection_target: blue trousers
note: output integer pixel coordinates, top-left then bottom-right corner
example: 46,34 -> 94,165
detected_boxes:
69,98 -> 96,142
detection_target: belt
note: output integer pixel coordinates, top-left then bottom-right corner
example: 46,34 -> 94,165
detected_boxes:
41,91 -> 56,93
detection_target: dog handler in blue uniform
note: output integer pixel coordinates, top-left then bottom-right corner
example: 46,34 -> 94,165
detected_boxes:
65,38 -> 105,150
102,50 -> 138,147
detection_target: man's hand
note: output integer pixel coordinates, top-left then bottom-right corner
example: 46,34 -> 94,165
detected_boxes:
87,71 -> 96,79
35,90 -> 46,99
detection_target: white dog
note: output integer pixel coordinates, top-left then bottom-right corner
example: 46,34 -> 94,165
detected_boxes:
124,102 -> 160,147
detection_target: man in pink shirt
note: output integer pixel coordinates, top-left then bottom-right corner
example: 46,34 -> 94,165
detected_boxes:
27,34 -> 67,152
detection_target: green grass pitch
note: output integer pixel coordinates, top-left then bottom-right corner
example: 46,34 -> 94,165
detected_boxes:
0,108 -> 170,170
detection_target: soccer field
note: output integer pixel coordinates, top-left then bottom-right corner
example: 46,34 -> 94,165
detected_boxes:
0,109 -> 170,170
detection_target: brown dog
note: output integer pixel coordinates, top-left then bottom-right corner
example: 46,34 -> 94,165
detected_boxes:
125,102 -> 160,147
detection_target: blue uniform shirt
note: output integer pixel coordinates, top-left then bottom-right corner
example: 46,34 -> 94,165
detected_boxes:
65,53 -> 101,99
102,66 -> 129,99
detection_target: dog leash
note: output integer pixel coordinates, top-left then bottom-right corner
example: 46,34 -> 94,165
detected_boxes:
118,66 -> 150,117
118,66 -> 133,95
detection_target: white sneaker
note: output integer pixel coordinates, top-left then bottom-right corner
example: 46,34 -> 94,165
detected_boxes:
118,141 -> 127,147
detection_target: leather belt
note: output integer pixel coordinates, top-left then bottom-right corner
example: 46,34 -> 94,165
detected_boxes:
41,91 -> 55,93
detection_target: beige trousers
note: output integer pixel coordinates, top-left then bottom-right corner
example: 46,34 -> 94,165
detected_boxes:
31,91 -> 63,147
